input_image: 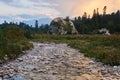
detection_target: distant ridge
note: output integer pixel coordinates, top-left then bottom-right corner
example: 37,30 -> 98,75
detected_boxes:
23,18 -> 52,27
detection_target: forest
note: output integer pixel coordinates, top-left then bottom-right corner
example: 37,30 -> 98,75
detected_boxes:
73,6 -> 120,34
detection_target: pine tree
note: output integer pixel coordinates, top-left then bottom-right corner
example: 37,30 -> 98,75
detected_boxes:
97,8 -> 99,15
35,20 -> 38,30
93,9 -> 97,17
103,6 -> 107,15
82,12 -> 87,22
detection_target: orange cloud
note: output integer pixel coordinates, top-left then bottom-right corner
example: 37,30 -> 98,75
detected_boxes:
76,0 -> 120,17
59,0 -> 120,18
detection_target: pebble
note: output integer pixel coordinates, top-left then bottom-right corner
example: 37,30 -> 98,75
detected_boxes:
0,42 -> 119,80
113,66 -> 118,69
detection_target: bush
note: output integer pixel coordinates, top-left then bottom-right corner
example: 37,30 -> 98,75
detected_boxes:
6,44 -> 22,59
0,50 -> 5,60
5,26 -> 24,42
19,40 -> 33,50
0,25 -> 33,61
24,30 -> 33,39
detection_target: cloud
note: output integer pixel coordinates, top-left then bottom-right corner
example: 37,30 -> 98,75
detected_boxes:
0,14 -> 52,24
0,0 -> 60,17
56,0 -> 120,17
0,0 -> 120,23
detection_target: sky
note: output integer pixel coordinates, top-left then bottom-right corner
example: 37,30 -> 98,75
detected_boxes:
0,0 -> 120,23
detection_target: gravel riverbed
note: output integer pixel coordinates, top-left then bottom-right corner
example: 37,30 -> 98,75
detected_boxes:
0,42 -> 120,80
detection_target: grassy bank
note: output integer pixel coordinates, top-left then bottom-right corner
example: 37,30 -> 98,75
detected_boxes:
32,34 -> 120,66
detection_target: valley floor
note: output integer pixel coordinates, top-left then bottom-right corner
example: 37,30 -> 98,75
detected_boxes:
0,42 -> 120,80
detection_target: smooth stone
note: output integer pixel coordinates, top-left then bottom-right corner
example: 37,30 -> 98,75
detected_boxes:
113,66 -> 118,69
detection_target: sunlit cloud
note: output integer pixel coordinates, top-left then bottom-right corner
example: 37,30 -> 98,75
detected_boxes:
0,0 -> 120,23
56,0 -> 120,17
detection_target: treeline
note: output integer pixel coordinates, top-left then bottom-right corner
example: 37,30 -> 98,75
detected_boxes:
0,21 -> 50,36
73,6 -> 120,34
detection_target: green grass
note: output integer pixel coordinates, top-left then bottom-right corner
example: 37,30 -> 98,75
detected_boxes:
32,34 -> 120,66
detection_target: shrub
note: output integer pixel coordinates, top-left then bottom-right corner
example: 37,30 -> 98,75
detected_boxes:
24,30 -> 33,39
5,26 -> 24,42
0,50 -> 5,60
19,40 -> 33,50
6,44 -> 22,59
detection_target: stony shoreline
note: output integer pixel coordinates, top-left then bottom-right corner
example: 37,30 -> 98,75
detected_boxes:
0,42 -> 120,80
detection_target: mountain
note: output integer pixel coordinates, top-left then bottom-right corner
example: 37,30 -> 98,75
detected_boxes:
23,18 -> 52,27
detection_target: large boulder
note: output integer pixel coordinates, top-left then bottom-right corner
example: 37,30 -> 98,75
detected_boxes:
49,17 -> 78,35
99,28 -> 110,35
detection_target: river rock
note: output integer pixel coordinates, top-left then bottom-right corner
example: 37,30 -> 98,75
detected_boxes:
0,42 -> 119,80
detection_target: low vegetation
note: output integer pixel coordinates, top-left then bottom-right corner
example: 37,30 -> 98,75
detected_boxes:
32,34 -> 120,66
0,25 -> 33,62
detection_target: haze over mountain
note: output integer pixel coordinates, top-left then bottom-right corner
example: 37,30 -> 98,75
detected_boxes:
23,18 -> 51,27
0,0 -> 120,24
